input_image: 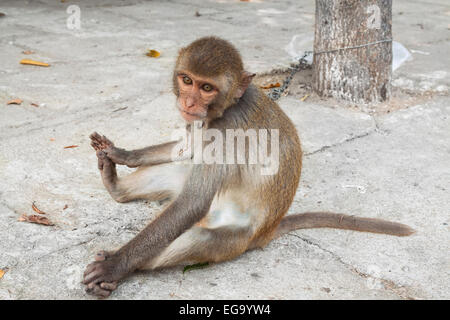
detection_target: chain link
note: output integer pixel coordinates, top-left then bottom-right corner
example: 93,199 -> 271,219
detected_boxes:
267,37 -> 391,101
267,51 -> 312,101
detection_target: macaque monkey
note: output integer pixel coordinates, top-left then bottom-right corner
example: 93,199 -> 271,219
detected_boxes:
84,37 -> 414,297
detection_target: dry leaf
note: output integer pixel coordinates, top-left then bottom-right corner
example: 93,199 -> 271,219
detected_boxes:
260,82 -> 280,89
19,214 -> 54,226
32,202 -> 46,215
7,99 -> 23,105
300,94 -> 310,102
0,269 -> 5,280
50,138 -> 55,141
20,59 -> 50,67
112,106 -> 127,112
63,204 -> 68,210
30,102 -> 39,107
146,50 -> 161,58
22,50 -> 35,55
64,145 -> 79,149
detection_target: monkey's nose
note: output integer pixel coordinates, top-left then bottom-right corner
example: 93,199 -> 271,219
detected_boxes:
185,97 -> 196,108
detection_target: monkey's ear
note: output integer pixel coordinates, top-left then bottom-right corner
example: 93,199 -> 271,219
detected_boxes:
235,71 -> 256,98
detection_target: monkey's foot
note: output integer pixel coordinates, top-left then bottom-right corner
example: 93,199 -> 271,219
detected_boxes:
83,250 -> 123,298
96,150 -> 115,171
96,151 -> 117,175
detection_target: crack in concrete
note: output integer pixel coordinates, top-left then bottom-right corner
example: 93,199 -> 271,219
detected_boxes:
286,232 -> 418,299
36,237 -> 95,261
304,130 -> 374,156
0,95 -> 158,141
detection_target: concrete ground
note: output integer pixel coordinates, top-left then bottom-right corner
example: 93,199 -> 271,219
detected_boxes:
0,0 -> 449,299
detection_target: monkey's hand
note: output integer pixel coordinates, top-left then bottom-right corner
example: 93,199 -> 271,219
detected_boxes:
90,132 -> 140,168
90,132 -> 115,151
83,250 -> 127,298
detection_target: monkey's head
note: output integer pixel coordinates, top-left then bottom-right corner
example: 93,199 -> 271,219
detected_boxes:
173,36 -> 255,123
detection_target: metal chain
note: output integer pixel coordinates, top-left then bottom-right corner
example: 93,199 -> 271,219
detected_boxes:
268,51 -> 312,101
267,38 -> 391,101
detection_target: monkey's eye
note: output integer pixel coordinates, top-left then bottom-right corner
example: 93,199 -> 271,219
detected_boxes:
183,76 -> 192,85
202,84 -> 213,92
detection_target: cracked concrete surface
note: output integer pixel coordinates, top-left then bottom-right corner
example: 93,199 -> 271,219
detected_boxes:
0,0 -> 449,299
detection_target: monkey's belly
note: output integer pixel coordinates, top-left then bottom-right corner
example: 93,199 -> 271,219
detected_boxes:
196,194 -> 253,230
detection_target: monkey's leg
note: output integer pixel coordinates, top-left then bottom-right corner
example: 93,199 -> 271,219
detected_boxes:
96,151 -> 189,203
140,226 -> 252,270
139,194 -> 255,269
85,227 -> 250,297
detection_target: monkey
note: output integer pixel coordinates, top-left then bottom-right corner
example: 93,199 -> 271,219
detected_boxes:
83,36 -> 415,298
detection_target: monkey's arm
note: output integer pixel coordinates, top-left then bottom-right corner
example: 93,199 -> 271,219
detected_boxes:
106,140 -> 188,167
90,132 -> 191,167
83,164 -> 224,289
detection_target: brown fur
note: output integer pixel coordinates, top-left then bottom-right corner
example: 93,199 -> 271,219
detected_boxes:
274,212 -> 415,239
84,37 -> 414,298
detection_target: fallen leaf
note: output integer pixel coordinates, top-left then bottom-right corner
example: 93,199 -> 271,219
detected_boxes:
0,269 -> 5,279
30,103 -> 39,107
19,214 -> 54,226
183,262 -> 209,273
20,59 -> 50,67
22,50 -> 35,55
7,99 -> 23,105
63,204 -> 68,210
260,82 -> 281,89
32,202 -> 46,214
146,50 -> 160,58
64,145 -> 79,149
300,94 -> 310,101
112,106 -> 127,112
0,12 -> 5,18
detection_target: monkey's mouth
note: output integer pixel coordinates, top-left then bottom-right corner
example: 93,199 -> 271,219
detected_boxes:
178,107 -> 206,122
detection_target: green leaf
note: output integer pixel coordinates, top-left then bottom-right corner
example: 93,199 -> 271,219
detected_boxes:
183,262 -> 209,273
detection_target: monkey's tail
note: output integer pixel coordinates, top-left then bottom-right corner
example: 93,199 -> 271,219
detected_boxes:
274,212 -> 416,238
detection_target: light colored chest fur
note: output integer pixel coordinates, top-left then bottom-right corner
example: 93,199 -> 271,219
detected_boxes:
196,190 -> 255,231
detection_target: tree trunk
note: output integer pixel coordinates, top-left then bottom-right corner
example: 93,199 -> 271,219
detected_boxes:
313,0 -> 392,103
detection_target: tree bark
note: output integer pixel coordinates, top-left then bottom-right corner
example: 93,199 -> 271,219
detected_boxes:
313,0 -> 392,103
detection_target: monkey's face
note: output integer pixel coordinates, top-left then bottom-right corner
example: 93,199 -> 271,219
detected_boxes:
176,72 -> 219,123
